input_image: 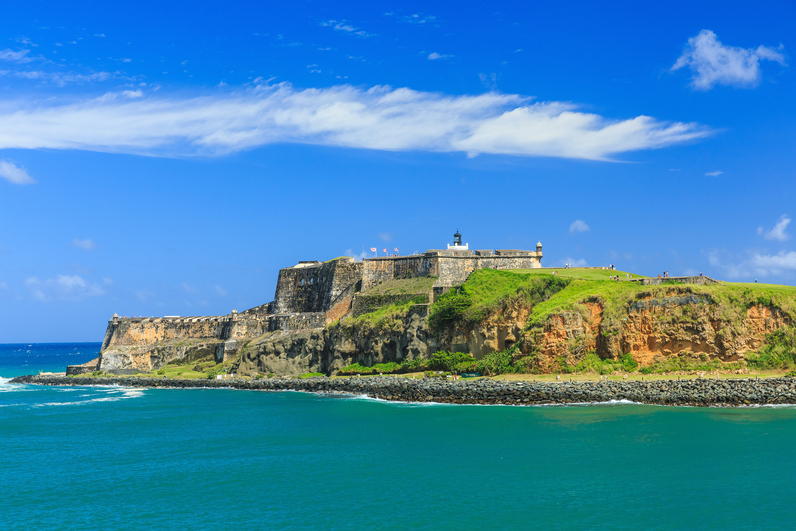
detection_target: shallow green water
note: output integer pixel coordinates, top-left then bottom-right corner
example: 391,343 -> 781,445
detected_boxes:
2,345 -> 795,530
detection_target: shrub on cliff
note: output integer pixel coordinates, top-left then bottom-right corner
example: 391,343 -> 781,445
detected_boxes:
428,288 -> 473,331
747,327 -> 796,369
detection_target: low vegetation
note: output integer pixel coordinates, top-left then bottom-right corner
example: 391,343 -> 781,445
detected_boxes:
747,328 -> 796,370
429,270 -> 570,331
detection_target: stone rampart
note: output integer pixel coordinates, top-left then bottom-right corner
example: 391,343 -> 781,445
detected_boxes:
273,257 -> 363,314
361,250 -> 542,291
66,358 -> 100,376
639,276 -> 719,286
435,254 -> 542,287
361,256 -> 436,291
351,293 -> 431,318
101,311 -> 328,354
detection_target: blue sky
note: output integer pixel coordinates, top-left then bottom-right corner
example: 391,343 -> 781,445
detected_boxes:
1,0 -> 795,341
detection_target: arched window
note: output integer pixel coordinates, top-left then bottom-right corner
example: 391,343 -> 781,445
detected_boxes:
310,278 -> 314,285
300,279 -> 305,286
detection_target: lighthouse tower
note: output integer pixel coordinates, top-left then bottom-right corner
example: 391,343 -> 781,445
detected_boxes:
447,230 -> 469,251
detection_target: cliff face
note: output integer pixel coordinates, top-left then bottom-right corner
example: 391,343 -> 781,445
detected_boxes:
97,282 -> 794,377
519,290 -> 791,371
234,306 -> 431,377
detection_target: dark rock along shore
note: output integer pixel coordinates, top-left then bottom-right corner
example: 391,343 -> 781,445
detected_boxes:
11,374 -> 796,407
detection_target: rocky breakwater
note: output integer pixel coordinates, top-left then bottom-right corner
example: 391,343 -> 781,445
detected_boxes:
11,374 -> 796,407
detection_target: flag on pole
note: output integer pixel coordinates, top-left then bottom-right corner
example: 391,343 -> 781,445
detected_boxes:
394,247 -> 399,253
383,248 -> 387,253
370,247 -> 376,252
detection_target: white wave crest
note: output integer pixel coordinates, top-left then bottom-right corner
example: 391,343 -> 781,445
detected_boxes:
33,387 -> 144,407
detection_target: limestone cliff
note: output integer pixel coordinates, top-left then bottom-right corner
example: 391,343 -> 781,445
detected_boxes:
234,306 -> 431,377
96,276 -> 795,377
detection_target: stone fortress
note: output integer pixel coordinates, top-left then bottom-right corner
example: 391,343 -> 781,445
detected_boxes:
90,232 -> 543,374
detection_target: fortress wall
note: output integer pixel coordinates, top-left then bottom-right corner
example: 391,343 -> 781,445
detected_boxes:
362,256 -> 436,290
436,255 -> 542,286
639,276 -> 719,286
326,259 -> 364,309
241,302 -> 273,316
104,318 -> 229,348
351,293 -> 431,318
325,282 -> 359,323
273,258 -> 363,314
268,313 -> 327,331
102,316 -> 276,351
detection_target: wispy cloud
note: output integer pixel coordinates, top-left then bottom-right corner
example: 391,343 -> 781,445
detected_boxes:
709,249 -> 796,278
0,160 -> 35,184
25,274 -> 105,301
758,215 -> 791,242
479,73 -> 498,91
214,285 -> 227,296
321,20 -> 371,37
72,238 -> 97,250
0,69 -> 113,86
134,289 -> 153,301
427,52 -> 449,60
563,257 -> 588,267
705,170 -> 723,176
182,282 -> 197,293
0,49 -> 36,64
345,248 -> 369,261
0,82 -> 710,161
400,14 -> 436,24
673,30 -> 787,90
569,220 -> 590,233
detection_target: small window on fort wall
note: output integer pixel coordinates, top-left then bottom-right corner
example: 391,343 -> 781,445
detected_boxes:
301,279 -> 305,286
310,278 -> 314,285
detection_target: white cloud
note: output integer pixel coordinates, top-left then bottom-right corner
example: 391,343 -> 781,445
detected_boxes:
479,73 -> 498,91
569,220 -> 590,233
72,238 -> 97,250
759,215 -> 791,242
0,69 -> 113,86
122,90 -> 143,98
427,52 -> 449,60
0,49 -> 35,64
214,285 -> 227,296
345,248 -> 369,261
134,289 -> 153,301
94,33 -> 106,37
0,281 -> 7,289
377,232 -> 393,242
672,30 -> 787,90
750,251 -> 796,274
25,274 -> 105,301
182,282 -> 197,293
402,14 -> 436,24
0,82 -> 710,161
563,257 -> 588,267
705,170 -> 723,176
0,160 -> 35,184
708,248 -> 796,279
321,20 -> 370,37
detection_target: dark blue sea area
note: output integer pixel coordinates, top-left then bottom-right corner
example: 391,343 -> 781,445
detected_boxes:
2,344 -> 795,530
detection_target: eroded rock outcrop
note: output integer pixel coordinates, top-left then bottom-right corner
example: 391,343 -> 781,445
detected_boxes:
98,283 -> 794,377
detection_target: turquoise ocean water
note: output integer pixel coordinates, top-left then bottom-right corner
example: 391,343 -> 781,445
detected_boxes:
2,343 -> 795,530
